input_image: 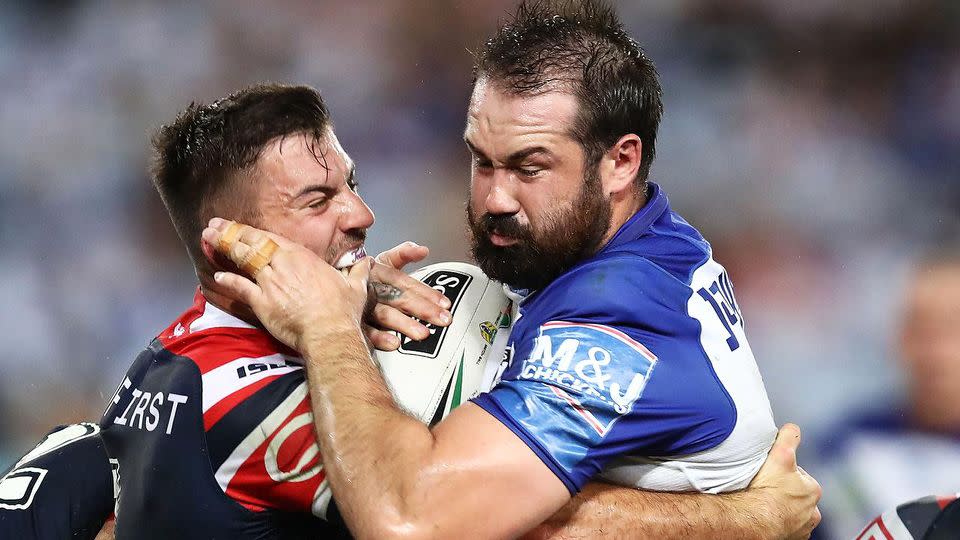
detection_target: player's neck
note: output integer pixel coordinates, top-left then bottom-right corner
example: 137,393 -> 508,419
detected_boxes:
600,187 -> 648,248
198,276 -> 262,328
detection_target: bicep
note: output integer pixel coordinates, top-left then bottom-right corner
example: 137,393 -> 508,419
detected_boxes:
426,402 -> 570,539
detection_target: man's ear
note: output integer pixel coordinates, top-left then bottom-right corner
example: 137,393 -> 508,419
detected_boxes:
200,233 -> 220,266
199,228 -> 239,275
598,134 -> 642,197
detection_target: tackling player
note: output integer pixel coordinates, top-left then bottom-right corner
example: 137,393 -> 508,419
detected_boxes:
202,1 -> 821,539
3,80 -> 817,539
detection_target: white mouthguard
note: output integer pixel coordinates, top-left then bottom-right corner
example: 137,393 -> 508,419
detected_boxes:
335,247 -> 367,269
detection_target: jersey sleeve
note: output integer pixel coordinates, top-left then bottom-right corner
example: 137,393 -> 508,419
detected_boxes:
0,423 -> 114,540
472,258 -> 738,493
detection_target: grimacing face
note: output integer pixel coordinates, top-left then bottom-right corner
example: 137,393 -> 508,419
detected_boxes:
465,78 -> 611,291
251,129 -> 374,265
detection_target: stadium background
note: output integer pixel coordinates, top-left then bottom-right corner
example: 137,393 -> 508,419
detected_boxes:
0,0 -> 957,536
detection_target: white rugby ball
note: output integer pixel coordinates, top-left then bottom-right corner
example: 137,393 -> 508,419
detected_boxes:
375,262 -> 511,425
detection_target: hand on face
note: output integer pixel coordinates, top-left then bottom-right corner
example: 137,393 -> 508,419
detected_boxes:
749,424 -> 823,540
202,217 -> 371,351
201,219 -> 452,352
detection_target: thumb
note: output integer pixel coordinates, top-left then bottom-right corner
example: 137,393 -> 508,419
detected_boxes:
751,423 -> 802,488
347,256 -> 374,292
769,423 -> 801,470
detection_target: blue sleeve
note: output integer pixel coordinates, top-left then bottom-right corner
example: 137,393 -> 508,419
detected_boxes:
0,423 -> 114,540
472,258 -> 736,493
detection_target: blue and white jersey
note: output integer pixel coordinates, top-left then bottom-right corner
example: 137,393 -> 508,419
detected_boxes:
473,183 -> 776,495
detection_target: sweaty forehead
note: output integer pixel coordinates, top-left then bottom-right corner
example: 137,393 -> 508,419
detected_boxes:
258,130 -> 351,195
465,78 -> 579,156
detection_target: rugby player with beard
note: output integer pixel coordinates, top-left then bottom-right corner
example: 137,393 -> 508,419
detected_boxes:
3,77 -> 814,540
203,1 -> 823,539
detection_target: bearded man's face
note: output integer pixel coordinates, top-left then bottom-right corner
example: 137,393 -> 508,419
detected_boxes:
468,166 -> 610,291
464,80 -> 611,291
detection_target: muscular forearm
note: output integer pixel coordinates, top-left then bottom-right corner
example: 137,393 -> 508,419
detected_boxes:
524,483 -> 777,540
302,328 -> 436,538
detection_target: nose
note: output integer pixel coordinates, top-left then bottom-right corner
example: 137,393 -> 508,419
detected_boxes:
341,190 -> 376,232
483,170 -> 521,216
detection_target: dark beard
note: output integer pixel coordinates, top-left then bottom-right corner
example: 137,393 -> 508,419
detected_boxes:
468,169 -> 611,291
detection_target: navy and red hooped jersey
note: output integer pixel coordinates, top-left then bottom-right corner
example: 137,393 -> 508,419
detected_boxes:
99,290 -> 349,539
0,423 -> 113,539
855,494 -> 960,540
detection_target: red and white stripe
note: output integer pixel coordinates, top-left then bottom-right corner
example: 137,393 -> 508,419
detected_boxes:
200,353 -> 301,429
541,321 -> 658,363
548,385 -> 608,436
213,381 -> 329,516
158,290 -> 329,516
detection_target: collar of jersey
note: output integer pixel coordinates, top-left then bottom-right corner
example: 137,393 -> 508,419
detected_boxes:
190,290 -> 259,334
508,183 -> 669,308
600,181 -> 670,254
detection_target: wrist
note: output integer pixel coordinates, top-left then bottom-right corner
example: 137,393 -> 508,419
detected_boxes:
300,322 -> 367,361
741,487 -> 782,540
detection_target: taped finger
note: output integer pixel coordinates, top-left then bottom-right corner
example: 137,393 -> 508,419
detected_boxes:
240,237 -> 279,278
218,221 -> 244,254
228,239 -> 256,269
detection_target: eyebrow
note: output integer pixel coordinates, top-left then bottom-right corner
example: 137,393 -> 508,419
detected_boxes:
464,138 -> 551,164
292,163 -> 358,200
292,183 -> 336,200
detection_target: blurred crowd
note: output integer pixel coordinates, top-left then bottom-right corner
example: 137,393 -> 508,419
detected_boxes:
0,1 -> 957,537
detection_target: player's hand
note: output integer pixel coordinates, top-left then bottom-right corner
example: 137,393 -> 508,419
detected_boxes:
749,423 -> 822,540
366,242 -> 452,351
201,218 -> 371,351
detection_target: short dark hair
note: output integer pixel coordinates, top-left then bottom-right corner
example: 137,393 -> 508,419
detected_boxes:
474,0 -> 663,187
150,83 -> 331,269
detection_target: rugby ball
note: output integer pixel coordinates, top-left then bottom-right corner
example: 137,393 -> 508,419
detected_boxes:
375,262 -> 511,425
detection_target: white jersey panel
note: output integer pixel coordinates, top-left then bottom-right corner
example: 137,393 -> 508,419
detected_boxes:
601,256 -> 776,493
